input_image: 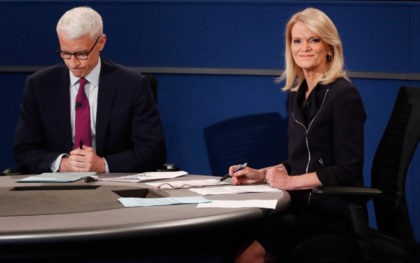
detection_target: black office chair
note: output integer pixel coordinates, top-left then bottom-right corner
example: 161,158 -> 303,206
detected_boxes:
204,112 -> 288,176
144,74 -> 157,103
290,86 -> 420,263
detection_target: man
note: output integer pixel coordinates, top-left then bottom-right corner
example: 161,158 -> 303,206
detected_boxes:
14,6 -> 166,174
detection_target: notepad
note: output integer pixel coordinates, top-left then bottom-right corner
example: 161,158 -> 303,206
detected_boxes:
16,172 -> 97,183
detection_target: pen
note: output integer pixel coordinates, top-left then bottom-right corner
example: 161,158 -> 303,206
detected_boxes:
79,140 -> 83,150
219,162 -> 248,182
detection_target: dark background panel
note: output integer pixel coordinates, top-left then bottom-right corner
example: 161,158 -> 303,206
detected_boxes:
0,0 -> 419,244
0,1 -> 417,72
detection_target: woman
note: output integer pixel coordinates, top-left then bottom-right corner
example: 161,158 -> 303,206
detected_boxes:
231,7 -> 366,263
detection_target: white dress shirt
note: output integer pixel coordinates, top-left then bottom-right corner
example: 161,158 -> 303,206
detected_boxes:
51,58 -> 109,172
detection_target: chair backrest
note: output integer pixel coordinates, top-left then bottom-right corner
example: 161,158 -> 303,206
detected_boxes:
204,112 -> 288,176
371,86 -> 420,250
144,74 -> 157,102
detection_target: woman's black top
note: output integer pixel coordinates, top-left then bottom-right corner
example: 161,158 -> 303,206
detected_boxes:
285,77 -> 366,215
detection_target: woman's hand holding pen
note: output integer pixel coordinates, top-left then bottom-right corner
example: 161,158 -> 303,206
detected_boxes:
229,164 -> 266,185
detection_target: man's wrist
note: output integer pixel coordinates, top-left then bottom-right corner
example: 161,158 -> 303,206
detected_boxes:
51,153 -> 69,172
102,157 -> 109,173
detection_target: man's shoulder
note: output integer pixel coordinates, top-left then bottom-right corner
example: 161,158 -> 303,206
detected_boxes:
101,59 -> 144,79
29,63 -> 67,81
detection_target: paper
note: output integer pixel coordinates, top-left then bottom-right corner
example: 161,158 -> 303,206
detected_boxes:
146,178 -> 230,189
188,184 -> 281,195
197,199 -> 278,209
16,172 -> 97,183
118,196 -> 210,207
99,171 -> 188,183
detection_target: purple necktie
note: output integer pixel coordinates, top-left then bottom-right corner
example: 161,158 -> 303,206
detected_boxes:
74,78 -> 91,148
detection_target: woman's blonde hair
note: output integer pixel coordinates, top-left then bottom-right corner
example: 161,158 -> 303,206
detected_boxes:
278,7 -> 348,91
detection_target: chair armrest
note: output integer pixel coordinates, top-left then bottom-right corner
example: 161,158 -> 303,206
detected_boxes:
312,186 -> 382,203
312,186 -> 382,197
156,163 -> 180,172
2,167 -> 23,175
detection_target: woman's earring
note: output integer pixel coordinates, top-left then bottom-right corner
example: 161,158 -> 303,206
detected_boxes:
327,54 -> 333,62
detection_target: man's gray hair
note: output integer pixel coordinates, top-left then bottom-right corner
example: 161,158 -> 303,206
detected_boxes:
56,6 -> 103,39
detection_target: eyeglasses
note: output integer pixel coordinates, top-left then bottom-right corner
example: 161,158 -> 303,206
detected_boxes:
156,182 -> 194,190
56,36 -> 101,60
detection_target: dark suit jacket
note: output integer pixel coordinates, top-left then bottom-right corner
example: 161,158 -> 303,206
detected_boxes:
14,59 -> 167,173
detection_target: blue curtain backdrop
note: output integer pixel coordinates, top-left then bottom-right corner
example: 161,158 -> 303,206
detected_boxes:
1,0 -> 419,242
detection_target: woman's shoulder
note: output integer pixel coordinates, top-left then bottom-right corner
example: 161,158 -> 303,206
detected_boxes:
327,78 -> 360,95
330,77 -> 354,88
326,78 -> 365,111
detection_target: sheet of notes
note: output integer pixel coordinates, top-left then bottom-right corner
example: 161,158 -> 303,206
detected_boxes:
188,184 -> 281,195
99,171 -> 188,183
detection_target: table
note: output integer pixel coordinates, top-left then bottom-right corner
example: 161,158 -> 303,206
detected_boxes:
0,174 -> 290,262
